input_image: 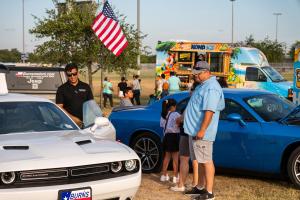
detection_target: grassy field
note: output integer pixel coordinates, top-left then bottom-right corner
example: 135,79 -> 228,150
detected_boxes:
84,68 -> 299,199
81,68 -> 156,110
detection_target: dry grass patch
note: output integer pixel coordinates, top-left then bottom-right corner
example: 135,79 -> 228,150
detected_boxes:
136,173 -> 300,200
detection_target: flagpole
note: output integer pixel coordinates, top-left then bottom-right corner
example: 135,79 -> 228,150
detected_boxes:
137,0 -> 141,75
22,0 -> 25,63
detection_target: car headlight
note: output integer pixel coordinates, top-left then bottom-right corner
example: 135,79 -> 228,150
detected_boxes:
1,172 -> 16,184
111,161 -> 122,173
125,160 -> 137,171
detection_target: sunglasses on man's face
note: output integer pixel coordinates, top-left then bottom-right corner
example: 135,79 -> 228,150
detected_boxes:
194,67 -> 207,75
66,72 -> 78,77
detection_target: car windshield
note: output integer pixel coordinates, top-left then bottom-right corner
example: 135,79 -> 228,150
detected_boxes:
244,94 -> 296,122
0,101 -> 78,134
261,66 -> 286,82
283,106 -> 300,125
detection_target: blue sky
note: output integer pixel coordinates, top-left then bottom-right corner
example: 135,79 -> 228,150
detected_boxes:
0,0 -> 300,54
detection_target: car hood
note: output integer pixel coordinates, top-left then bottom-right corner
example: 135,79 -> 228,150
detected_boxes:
273,81 -> 292,88
0,130 -> 137,172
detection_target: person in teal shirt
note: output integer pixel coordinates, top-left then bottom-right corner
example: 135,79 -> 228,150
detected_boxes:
168,71 -> 181,94
102,77 -> 113,108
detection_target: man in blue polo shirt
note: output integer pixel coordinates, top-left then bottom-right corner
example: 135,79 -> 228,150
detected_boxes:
183,61 -> 225,200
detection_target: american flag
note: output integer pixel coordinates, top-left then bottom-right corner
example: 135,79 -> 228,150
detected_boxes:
92,1 -> 128,56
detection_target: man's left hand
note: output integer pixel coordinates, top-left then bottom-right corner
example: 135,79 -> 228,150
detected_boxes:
195,130 -> 205,140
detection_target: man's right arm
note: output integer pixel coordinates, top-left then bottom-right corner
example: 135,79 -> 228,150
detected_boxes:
57,104 -> 82,127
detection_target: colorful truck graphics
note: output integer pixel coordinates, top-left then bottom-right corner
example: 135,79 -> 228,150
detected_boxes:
294,46 -> 300,105
230,47 -> 293,99
156,41 -> 293,98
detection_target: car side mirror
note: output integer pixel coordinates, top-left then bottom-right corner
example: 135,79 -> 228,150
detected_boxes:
227,113 -> 246,127
90,117 -> 110,132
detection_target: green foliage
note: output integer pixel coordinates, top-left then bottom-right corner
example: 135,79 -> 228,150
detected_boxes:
240,35 -> 286,62
30,0 -> 143,84
289,41 -> 300,60
141,54 -> 156,63
0,49 -> 21,62
156,41 -> 176,52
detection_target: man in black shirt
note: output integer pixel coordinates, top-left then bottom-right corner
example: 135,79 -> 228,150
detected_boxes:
117,77 -> 127,97
56,63 -> 93,127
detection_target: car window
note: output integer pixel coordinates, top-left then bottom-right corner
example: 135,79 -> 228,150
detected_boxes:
244,94 -> 296,122
220,99 -> 256,122
245,67 -> 267,82
0,102 -> 78,134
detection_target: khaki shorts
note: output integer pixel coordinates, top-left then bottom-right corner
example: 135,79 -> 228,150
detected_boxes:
189,136 -> 213,163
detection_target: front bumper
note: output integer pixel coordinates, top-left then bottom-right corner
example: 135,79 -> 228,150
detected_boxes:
0,172 -> 141,200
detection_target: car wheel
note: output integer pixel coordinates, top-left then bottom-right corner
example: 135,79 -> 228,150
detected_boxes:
130,132 -> 162,173
287,146 -> 300,188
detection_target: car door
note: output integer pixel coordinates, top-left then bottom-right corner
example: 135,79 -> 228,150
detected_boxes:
214,98 -> 264,171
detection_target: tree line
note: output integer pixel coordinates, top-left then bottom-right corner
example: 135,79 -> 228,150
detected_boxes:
0,0 -> 299,82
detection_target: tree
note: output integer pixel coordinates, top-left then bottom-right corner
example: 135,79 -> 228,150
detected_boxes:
0,49 -> 21,62
289,41 -> 300,60
30,0 -> 142,87
240,35 -> 286,62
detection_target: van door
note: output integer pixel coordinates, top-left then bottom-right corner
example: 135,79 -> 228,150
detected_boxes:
244,67 -> 269,91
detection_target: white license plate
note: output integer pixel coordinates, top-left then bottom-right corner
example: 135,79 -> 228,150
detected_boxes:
58,187 -> 92,200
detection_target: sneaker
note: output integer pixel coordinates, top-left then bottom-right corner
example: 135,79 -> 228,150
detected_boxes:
160,174 -> 170,182
185,187 -> 207,196
194,192 -> 214,200
170,185 -> 185,192
172,176 -> 178,184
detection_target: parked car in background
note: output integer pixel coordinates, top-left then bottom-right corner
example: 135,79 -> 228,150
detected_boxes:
109,89 -> 300,188
0,91 -> 141,200
0,63 -> 67,101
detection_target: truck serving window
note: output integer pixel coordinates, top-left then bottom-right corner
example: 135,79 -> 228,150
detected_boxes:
178,52 -> 192,62
210,52 -> 224,73
6,69 -> 63,91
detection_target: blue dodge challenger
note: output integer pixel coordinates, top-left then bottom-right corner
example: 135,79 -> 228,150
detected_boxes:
109,89 -> 300,187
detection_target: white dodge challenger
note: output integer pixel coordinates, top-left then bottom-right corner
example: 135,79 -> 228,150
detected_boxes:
0,92 -> 141,200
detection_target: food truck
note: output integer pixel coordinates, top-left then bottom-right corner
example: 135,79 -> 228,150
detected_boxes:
294,45 -> 300,105
156,41 -> 232,83
156,41 -> 293,98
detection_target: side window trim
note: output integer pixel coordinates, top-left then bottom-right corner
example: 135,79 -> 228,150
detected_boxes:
220,98 -> 257,122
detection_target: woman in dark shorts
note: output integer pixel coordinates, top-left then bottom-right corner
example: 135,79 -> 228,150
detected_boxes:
159,99 -> 180,184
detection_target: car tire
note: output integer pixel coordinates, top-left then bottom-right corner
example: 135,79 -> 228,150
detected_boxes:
287,146 -> 300,188
130,132 -> 162,173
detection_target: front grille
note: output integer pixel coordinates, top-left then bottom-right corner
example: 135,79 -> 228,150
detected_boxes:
71,164 -> 110,176
20,169 -> 68,181
0,160 -> 139,189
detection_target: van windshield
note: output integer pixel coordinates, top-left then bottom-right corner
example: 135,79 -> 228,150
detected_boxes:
233,48 -> 269,67
261,66 -> 286,82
